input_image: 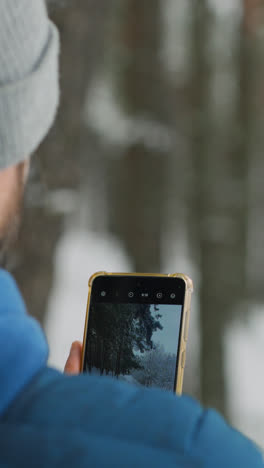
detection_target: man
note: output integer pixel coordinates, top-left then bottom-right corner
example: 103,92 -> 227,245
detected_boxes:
0,2 -> 262,467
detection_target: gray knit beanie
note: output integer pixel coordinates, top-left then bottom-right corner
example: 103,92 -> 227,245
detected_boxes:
0,0 -> 59,169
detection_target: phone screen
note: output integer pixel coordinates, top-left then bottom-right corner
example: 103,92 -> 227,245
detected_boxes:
83,276 -> 186,392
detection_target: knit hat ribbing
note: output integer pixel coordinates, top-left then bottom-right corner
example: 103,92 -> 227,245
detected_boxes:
0,0 -> 59,169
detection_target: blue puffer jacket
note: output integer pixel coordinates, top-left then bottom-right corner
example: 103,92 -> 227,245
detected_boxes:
0,269 -> 262,468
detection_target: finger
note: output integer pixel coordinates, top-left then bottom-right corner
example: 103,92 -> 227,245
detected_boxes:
64,341 -> 83,375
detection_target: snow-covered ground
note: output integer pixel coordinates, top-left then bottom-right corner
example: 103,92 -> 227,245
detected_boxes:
225,310 -> 264,446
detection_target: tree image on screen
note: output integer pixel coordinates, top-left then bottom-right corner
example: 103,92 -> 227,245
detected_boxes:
85,303 -> 179,391
85,303 -> 162,376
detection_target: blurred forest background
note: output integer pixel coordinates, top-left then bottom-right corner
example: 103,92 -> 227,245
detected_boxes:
9,0 -> 264,446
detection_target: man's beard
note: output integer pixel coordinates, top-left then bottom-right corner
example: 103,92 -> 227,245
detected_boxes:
0,212 -> 22,268
0,163 -> 26,269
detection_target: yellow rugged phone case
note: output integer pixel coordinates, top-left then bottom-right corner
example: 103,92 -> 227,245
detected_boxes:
81,272 -> 193,395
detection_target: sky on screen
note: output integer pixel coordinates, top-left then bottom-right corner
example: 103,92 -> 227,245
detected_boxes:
151,304 -> 182,354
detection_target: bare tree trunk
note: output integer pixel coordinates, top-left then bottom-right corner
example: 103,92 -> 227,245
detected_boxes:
244,0 -> 264,301
190,0 -> 250,418
105,0 -> 169,273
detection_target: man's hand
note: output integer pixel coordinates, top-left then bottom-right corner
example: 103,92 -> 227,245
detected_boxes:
64,341 -> 83,375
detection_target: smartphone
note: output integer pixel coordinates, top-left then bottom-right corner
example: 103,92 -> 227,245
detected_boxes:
81,272 -> 193,394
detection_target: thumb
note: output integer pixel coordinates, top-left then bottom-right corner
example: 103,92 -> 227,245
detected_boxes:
64,341 -> 83,375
